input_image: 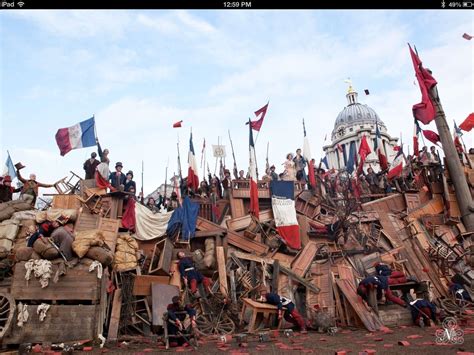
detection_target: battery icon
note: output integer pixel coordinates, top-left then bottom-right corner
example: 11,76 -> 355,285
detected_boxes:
463,1 -> 473,6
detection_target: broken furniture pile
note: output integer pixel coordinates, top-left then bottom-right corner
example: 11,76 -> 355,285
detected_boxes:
0,159 -> 472,348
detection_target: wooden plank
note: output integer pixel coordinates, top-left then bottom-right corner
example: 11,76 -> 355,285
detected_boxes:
149,239 -> 173,276
291,241 -> 318,277
133,275 -> 170,296
74,211 -> 100,232
337,263 -> 356,289
196,216 -> 226,232
108,289 -> 122,342
306,262 -> 334,318
98,217 -> 120,252
4,305 -> 97,344
227,230 -> 269,255
296,214 -> 310,247
361,193 -> 406,213
11,262 -> 100,301
335,278 -> 383,332
229,196 -> 246,219
152,284 -> 180,327
169,260 -> 182,289
51,194 -> 81,210
216,246 -> 228,296
226,210 -> 273,231
407,194 -> 444,219
404,193 -> 422,212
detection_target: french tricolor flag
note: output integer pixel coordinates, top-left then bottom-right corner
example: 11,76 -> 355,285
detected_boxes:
187,132 -> 199,191
55,117 -> 96,156
248,120 -> 259,219
270,181 -> 301,250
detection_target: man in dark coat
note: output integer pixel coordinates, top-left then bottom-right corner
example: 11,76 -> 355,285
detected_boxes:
124,170 -> 136,193
0,175 -> 20,202
167,296 -> 196,346
357,275 -> 406,307
409,299 -> 437,327
257,286 -> 306,332
83,152 -> 100,179
109,162 -> 126,190
177,251 -> 210,294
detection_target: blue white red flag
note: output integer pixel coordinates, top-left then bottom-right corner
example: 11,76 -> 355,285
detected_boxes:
55,117 -> 96,156
270,181 -> 300,250
187,132 -> 199,191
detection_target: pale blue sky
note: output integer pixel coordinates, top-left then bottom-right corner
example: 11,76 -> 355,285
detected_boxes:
1,10 -> 472,193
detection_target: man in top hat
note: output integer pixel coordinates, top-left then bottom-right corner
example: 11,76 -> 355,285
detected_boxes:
83,152 -> 100,180
16,168 -> 54,206
124,170 -> 136,193
0,176 -> 21,202
109,162 -> 126,190
257,285 -> 306,332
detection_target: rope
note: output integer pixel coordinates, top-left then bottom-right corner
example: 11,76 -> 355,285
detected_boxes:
25,259 -> 52,288
89,260 -> 103,279
17,303 -> 29,327
37,303 -> 50,322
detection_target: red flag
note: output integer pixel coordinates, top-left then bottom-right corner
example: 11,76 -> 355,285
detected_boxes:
358,136 -> 371,163
173,120 -> 183,128
422,129 -> 440,145
308,159 -> 316,189
462,33 -> 473,40
246,102 -> 269,131
409,44 -> 438,125
248,120 -> 259,219
459,113 -> 474,132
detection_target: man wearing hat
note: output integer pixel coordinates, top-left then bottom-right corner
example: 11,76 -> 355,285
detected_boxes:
109,162 -> 126,190
257,285 -> 306,332
0,176 -> 21,202
269,165 -> 278,181
83,152 -> 100,180
124,170 -> 136,194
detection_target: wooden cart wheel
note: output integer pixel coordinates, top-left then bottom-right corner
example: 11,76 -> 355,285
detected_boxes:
195,313 -> 235,336
0,293 -> 15,340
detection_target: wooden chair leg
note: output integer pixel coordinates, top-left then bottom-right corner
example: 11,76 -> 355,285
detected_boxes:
248,311 -> 258,333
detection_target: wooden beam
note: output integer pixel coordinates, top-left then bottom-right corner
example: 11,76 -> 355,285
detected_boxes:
216,246 -> 228,296
108,289 -> 122,342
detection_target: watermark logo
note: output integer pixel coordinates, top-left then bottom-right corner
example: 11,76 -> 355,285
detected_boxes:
435,317 -> 464,345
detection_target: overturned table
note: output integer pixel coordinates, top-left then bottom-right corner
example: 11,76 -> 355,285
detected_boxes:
240,298 -> 283,333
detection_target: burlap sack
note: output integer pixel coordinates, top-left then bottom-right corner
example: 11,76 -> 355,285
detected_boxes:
113,233 -> 138,272
15,246 -> 34,261
33,238 -> 59,260
86,246 -> 114,266
0,207 -> 15,222
203,237 -> 216,269
72,230 -> 105,258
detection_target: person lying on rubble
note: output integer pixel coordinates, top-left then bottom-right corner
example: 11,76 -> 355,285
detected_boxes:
27,216 -> 68,247
50,224 -> 75,261
374,262 -> 414,285
257,285 -> 307,332
448,282 -> 472,302
167,296 -> 197,346
357,275 -> 406,307
0,175 -> 21,202
177,251 -> 211,295
409,298 -> 437,328
16,169 -> 54,206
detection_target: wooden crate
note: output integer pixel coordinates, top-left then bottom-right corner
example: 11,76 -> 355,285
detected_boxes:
75,211 -> 100,232
11,262 -> 102,302
51,194 -> 81,210
4,304 -> 98,344
98,217 -> 120,252
133,275 -> 170,296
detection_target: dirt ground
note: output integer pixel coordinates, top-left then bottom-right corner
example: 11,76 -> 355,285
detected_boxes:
76,316 -> 474,355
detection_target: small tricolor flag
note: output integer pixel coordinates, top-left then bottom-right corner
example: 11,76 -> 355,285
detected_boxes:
3,152 -> 16,180
55,117 -> 96,156
187,132 -> 199,191
387,146 -> 404,180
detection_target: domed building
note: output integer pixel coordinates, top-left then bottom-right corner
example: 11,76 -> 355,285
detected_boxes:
322,85 -> 398,173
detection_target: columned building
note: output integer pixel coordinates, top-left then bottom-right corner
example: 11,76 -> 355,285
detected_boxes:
323,85 -> 398,173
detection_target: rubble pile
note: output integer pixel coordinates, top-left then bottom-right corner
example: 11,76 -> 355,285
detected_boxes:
0,156 -> 472,350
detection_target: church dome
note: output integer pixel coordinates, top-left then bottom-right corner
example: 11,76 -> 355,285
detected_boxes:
333,86 -> 385,134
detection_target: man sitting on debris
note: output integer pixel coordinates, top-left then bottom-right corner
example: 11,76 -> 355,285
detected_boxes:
177,251 -> 211,295
166,295 -> 197,346
409,298 -> 437,328
257,286 -> 307,332
449,282 -> 472,302
357,275 -> 406,307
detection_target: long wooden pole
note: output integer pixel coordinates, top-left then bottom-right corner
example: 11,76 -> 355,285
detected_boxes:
429,86 -> 474,231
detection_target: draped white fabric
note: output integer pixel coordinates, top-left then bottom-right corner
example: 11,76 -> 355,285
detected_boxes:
134,202 -> 174,241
